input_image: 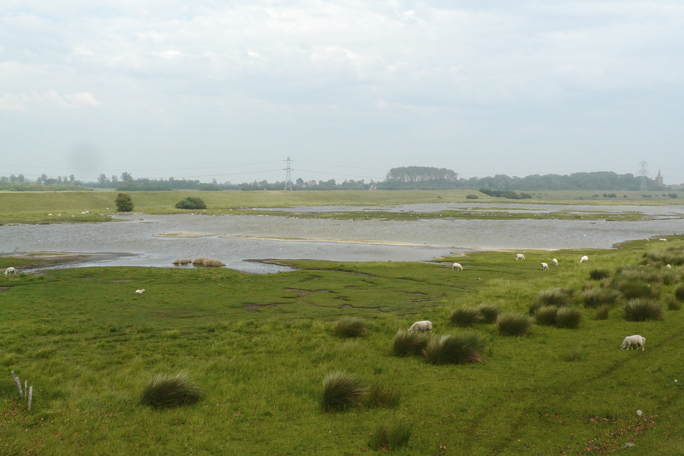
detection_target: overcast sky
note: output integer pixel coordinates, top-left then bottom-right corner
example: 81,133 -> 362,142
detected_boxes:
1,1 -> 683,184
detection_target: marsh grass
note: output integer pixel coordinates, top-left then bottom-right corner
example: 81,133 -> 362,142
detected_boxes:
321,372 -> 366,412
140,372 -> 201,409
555,308 -> 583,329
333,317 -> 367,338
423,333 -> 485,365
476,304 -> 500,323
624,299 -> 665,321
363,383 -> 400,409
192,257 -> 225,267
368,421 -> 412,451
450,306 -> 483,327
589,268 -> 611,280
172,258 -> 192,265
497,313 -> 532,336
581,288 -> 621,308
535,306 -> 558,326
667,298 -> 681,311
393,330 -> 430,356
595,305 -> 611,320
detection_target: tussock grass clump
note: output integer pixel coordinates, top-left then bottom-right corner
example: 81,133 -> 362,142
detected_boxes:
476,304 -> 500,323
531,288 -> 571,314
192,257 -> 225,267
667,298 -> 681,311
423,333 -> 485,365
619,268 -> 676,285
556,308 -> 583,329
393,330 -> 429,356
595,305 -> 611,320
581,288 -> 621,308
562,346 -> 585,362
333,317 -> 367,338
623,299 -> 665,321
368,421 -> 412,451
617,281 -> 655,299
497,313 -> 532,336
675,285 -> 684,302
450,306 -> 483,327
589,268 -> 611,280
321,372 -> 366,412
643,250 -> 684,266
140,372 -> 201,409
535,306 -> 558,326
363,383 -> 400,409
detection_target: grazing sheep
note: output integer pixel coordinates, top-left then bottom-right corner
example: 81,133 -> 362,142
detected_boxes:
408,321 -> 432,332
552,258 -> 558,266
4,267 -> 16,275
621,335 -> 646,351
659,238 -> 667,242
516,254 -> 526,261
580,255 -> 589,263
666,264 -> 672,269
541,262 -> 549,270
135,289 -> 145,294
452,263 -> 463,271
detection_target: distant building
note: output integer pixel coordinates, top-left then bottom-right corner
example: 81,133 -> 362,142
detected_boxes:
656,170 -> 664,186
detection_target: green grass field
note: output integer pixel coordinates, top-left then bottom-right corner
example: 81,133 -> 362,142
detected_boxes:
2,237 -> 683,455
0,189 -> 681,225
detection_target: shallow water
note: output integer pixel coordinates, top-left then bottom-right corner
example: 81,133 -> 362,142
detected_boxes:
1,204 -> 683,273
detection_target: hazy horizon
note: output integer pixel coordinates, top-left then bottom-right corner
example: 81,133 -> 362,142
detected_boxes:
2,1 -> 683,184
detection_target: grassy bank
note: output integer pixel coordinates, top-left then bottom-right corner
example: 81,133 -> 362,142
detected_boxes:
1,237 -> 683,454
0,189 -> 681,225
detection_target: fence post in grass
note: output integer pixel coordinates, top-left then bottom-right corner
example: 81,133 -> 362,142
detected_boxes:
11,371 -> 23,397
25,381 -> 28,400
28,386 -> 33,411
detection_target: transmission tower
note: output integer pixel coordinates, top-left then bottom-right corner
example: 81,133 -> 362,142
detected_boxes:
638,160 -> 649,191
284,157 -> 293,191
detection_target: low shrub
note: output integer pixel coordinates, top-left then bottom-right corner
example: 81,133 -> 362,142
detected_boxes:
333,317 -> 367,338
595,305 -> 611,320
115,193 -> 134,212
423,333 -> 485,365
556,308 -> 583,329
497,313 -> 532,336
675,285 -> 684,302
450,306 -> 483,327
589,268 -> 611,280
175,197 -> 207,210
363,383 -> 400,409
393,330 -> 429,357
581,288 -> 621,308
476,304 -> 500,324
140,372 -> 201,408
321,372 -> 366,412
368,421 -> 412,451
466,194 -> 479,199
624,299 -> 665,322
534,306 -> 558,326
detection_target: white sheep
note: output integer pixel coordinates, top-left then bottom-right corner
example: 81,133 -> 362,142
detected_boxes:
552,258 -> 558,266
666,264 -> 672,269
659,238 -> 667,242
541,262 -> 549,270
452,263 -> 463,271
4,267 -> 16,275
408,321 -> 432,332
135,289 -> 145,294
580,255 -> 589,263
621,335 -> 645,351
516,254 -> 526,261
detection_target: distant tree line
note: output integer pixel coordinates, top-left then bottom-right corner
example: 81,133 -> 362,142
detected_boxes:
0,167 -> 679,192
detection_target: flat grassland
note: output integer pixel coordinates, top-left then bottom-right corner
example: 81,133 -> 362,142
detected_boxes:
0,189 -> 680,225
1,237 -> 683,455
